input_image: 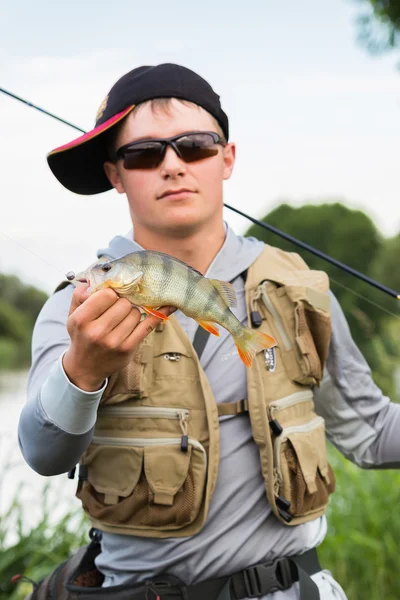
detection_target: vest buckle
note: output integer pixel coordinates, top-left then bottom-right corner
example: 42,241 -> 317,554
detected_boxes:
239,557 -> 293,597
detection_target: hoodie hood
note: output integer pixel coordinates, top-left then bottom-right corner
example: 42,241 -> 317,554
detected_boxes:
96,223 -> 264,283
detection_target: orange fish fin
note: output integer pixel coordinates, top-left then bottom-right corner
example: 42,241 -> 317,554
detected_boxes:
235,329 -> 277,368
209,279 -> 237,307
197,320 -> 220,336
141,306 -> 170,320
237,346 -> 253,368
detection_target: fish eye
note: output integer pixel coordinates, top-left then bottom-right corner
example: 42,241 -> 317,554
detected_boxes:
101,264 -> 112,273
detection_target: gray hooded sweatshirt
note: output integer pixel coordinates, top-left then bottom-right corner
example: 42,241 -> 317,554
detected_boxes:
18,225 -> 400,599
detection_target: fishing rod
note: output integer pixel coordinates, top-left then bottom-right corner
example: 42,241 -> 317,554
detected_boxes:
1,86 -> 399,300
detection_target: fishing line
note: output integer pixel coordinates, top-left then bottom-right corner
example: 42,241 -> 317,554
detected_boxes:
329,277 -> 400,321
1,86 -> 399,301
0,87 -> 85,133
0,231 -> 67,278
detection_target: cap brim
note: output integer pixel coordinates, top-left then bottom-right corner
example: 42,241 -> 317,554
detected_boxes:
47,105 -> 135,195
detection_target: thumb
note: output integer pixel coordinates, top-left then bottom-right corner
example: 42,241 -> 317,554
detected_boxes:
69,283 -> 90,316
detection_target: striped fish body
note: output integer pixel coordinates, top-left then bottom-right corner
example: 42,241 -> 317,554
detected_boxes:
84,250 -> 276,367
123,251 -> 242,332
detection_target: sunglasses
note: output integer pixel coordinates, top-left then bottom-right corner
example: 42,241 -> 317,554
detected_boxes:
111,131 -> 226,170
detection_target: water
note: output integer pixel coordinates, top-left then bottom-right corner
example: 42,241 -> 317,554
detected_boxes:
0,370 -> 81,542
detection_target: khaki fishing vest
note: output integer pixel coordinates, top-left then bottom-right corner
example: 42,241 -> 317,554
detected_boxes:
75,245 -> 335,538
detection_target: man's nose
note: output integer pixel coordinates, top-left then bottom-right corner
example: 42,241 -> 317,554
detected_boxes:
160,145 -> 187,178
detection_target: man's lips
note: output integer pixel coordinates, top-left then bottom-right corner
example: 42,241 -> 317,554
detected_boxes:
158,188 -> 196,199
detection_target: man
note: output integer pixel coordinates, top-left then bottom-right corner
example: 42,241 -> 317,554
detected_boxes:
18,63 -> 400,600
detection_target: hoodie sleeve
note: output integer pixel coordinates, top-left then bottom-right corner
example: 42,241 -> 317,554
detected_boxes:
313,291 -> 400,468
18,285 -> 105,476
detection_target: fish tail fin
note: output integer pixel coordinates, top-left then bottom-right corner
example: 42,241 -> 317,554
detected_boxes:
234,328 -> 276,367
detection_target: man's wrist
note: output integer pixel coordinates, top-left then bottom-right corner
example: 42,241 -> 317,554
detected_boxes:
62,351 -> 106,392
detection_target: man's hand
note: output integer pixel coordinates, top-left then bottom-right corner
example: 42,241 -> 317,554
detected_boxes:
63,284 -> 174,392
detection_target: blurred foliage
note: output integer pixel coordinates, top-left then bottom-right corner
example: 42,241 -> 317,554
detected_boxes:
245,202 -> 400,397
0,275 -> 48,328
318,443 -> 400,599
0,275 -> 48,370
355,0 -> 400,53
0,483 -> 89,600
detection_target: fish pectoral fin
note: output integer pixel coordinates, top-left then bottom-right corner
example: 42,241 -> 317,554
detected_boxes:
117,272 -> 144,295
136,281 -> 156,295
196,320 -> 220,336
209,279 -> 237,307
141,306 -> 170,320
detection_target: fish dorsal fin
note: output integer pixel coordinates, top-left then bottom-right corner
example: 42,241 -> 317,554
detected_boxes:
209,279 -> 237,307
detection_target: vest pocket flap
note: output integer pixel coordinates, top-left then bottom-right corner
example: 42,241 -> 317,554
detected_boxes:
275,417 -> 335,519
144,445 -> 192,505
86,446 -> 144,498
287,424 -> 328,495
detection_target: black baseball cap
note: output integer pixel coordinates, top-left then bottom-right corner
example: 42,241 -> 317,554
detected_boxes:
47,63 -> 229,195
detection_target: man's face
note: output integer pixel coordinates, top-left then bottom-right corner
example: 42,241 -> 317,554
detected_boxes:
104,99 -> 235,239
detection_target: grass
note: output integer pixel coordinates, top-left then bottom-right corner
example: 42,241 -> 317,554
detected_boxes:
0,482 -> 89,600
319,444 -> 400,599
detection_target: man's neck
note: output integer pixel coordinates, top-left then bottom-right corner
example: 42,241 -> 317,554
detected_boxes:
133,222 -> 226,274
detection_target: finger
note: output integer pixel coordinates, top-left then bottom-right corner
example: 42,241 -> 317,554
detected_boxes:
71,288 -> 120,321
94,298 -> 140,335
69,283 -> 91,316
104,308 -> 144,348
120,306 -> 175,349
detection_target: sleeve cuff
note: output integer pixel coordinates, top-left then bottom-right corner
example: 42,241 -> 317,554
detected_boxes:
39,351 -> 108,435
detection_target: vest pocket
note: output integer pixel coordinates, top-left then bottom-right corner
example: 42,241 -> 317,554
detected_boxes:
274,417 -> 335,518
77,436 -> 207,531
257,281 -> 331,386
288,289 -> 331,385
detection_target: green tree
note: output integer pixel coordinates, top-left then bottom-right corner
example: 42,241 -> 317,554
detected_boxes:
371,233 -> 400,294
355,0 -> 400,54
0,274 -> 48,369
0,301 -> 30,343
0,275 -> 47,327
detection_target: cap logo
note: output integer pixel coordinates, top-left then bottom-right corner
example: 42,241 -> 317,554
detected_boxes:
96,95 -> 108,123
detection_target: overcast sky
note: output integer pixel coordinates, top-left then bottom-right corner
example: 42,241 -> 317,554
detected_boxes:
1,0 -> 400,294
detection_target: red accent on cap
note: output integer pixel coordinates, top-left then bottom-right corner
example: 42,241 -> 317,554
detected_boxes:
48,105 -> 135,156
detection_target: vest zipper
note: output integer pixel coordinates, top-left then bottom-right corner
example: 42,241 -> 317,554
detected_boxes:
98,406 -> 190,420
268,390 -> 314,416
91,436 -> 207,464
97,407 -> 190,452
258,282 -> 292,351
274,416 -> 325,477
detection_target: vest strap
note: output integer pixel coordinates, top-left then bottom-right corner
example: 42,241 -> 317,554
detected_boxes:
217,399 -> 249,416
192,326 -> 211,360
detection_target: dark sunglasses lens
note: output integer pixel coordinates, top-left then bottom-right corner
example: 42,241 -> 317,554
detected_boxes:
123,142 -> 164,169
177,133 -> 219,163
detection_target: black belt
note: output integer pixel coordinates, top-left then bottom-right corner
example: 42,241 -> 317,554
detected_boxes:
142,549 -> 321,600
65,533 -> 322,600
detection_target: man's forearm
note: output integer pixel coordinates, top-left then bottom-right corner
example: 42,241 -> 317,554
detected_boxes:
19,353 -> 106,476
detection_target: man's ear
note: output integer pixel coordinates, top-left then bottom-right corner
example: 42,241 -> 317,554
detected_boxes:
222,143 -> 236,181
103,161 -> 126,194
